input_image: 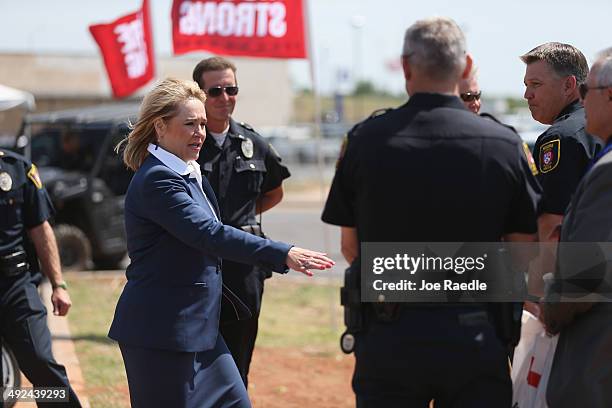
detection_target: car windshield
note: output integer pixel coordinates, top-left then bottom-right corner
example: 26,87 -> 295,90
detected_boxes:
29,123 -> 132,195
30,124 -> 109,171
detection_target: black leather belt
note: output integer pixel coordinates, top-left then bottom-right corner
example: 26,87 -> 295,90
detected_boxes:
0,250 -> 29,277
370,302 -> 488,322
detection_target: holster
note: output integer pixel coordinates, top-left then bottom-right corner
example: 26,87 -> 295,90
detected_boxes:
240,224 -> 273,279
340,260 -> 364,333
240,224 -> 265,237
371,302 -> 402,322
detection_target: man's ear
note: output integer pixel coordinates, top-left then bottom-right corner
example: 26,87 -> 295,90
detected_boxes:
402,56 -> 412,81
564,75 -> 577,94
461,54 -> 473,80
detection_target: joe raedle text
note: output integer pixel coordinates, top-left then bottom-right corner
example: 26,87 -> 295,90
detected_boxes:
372,279 -> 487,292
362,250 -> 493,302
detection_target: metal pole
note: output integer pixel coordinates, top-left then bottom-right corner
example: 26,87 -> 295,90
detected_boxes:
304,0 -> 336,332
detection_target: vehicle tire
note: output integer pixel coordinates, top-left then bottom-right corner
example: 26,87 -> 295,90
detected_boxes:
54,224 -> 91,271
2,345 -> 21,408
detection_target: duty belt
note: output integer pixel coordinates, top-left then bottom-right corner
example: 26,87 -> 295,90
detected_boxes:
240,225 -> 263,237
0,250 -> 29,277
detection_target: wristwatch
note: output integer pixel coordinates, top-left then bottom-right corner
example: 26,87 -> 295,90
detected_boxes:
52,281 -> 68,290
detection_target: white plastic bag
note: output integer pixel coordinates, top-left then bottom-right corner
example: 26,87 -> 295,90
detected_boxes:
511,311 -> 558,408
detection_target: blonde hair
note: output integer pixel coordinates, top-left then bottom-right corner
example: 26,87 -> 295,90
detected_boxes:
116,78 -> 206,171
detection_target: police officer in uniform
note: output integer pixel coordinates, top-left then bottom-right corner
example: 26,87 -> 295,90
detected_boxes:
0,149 -> 81,407
522,43 -> 602,240
521,43 -> 602,298
192,57 -> 290,386
323,17 -> 540,407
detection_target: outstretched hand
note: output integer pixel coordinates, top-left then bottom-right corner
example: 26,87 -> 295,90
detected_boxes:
286,247 -> 335,276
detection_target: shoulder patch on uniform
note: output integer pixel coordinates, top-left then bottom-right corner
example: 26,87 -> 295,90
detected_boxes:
27,163 -> 43,189
539,139 -> 560,173
523,142 -> 539,176
239,121 -> 254,131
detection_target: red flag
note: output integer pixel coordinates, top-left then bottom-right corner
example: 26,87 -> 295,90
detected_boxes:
171,0 -> 307,59
89,0 -> 155,98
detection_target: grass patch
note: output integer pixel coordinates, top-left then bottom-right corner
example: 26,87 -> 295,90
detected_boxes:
65,274 -> 343,407
293,93 -> 406,124
65,274 -> 129,408
257,277 -> 344,353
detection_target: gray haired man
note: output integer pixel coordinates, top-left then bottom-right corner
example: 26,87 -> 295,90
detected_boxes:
323,17 -> 539,407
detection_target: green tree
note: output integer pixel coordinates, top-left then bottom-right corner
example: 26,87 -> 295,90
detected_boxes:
352,80 -> 377,96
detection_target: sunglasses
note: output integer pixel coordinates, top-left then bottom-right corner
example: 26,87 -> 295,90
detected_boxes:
579,83 -> 611,99
205,85 -> 239,97
460,91 -> 481,102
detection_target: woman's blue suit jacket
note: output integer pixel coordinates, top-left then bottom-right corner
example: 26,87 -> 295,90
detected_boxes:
108,154 -> 291,352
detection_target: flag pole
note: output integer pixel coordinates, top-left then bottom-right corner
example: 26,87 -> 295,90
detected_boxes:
303,0 -> 325,203
304,0 -> 324,205
303,0 -> 336,330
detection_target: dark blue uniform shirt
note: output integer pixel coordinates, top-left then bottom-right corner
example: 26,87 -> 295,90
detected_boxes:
0,149 -> 54,259
532,100 -> 602,215
322,93 -> 541,242
198,118 -> 290,228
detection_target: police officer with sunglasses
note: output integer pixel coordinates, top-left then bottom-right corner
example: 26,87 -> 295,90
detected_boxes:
459,65 -> 482,114
0,149 -> 81,407
192,57 -> 290,387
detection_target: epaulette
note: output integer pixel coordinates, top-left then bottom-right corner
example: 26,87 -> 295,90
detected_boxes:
336,108 -> 392,168
479,112 -> 518,134
0,148 -> 27,163
479,112 -> 501,124
369,108 -> 392,119
238,121 -> 254,131
347,107 -> 393,138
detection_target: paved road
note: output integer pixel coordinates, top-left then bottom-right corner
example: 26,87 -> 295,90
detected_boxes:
261,199 -> 348,280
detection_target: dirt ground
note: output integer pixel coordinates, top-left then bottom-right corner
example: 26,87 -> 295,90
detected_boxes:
16,347 -> 354,408
249,347 -> 355,408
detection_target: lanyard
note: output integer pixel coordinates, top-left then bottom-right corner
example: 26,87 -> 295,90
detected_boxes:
587,141 -> 612,172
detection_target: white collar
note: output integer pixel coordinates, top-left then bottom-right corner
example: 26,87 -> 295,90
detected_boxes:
147,144 -> 200,177
147,143 -> 217,220
208,124 -> 230,138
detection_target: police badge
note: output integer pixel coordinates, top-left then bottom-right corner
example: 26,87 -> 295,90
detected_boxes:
0,171 -> 12,192
241,138 -> 254,159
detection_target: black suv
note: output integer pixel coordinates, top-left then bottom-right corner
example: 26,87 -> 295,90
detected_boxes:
16,103 -> 138,270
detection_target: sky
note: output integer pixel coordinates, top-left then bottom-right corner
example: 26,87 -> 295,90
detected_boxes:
0,0 -> 610,97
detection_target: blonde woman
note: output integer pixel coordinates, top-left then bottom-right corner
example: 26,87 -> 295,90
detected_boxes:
109,78 -> 333,408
